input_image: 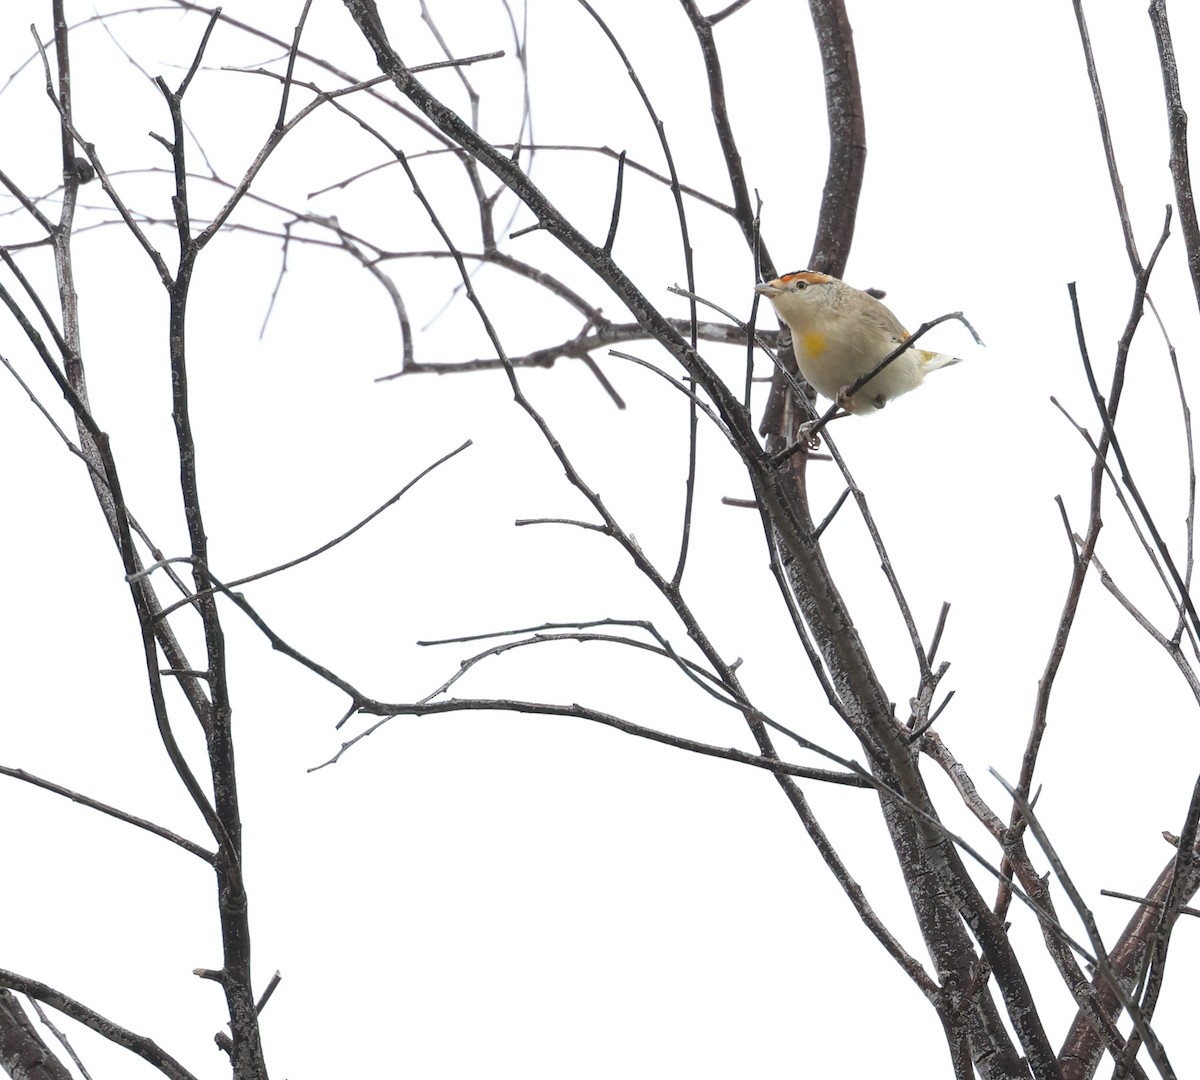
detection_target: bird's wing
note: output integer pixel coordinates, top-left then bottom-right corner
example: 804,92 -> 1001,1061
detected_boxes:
861,295 -> 911,343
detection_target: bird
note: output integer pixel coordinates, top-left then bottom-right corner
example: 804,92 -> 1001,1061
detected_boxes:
754,271 -> 963,415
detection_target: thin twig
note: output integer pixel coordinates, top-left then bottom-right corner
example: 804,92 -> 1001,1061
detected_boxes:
572,1 -> 701,588
0,765 -> 215,862
1070,278 -> 1200,643
602,149 -> 625,256
152,442 -> 472,620
316,695 -> 865,787
1100,890 -> 1200,919
26,996 -> 95,1080
1071,0 -> 1141,269
926,602 -> 951,666
811,487 -> 850,542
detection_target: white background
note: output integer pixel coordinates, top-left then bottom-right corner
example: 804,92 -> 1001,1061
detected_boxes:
2,1 -> 1199,1077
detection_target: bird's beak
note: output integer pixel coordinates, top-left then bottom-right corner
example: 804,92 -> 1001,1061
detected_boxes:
754,281 -> 781,298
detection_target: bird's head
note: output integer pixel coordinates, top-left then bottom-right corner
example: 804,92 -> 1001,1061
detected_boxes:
754,271 -> 837,324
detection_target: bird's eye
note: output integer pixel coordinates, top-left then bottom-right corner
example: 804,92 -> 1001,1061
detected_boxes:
794,281 -> 807,290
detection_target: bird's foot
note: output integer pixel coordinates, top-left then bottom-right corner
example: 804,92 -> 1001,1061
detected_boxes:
797,419 -> 823,448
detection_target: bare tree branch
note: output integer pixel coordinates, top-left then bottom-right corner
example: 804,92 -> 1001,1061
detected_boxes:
1149,0 -> 1200,309
0,973 -> 198,1080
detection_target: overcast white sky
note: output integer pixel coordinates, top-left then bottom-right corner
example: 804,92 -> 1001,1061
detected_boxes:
2,2 -> 1200,1077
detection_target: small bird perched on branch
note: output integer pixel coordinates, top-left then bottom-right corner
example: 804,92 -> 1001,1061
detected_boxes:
755,271 -> 963,415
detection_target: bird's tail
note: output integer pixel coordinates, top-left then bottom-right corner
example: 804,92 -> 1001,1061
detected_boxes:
917,349 -> 962,374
